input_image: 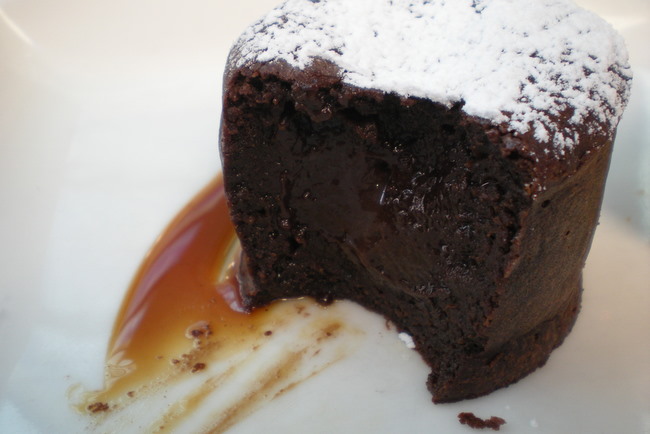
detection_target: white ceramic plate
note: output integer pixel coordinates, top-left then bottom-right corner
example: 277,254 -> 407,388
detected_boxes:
1,0 -> 648,432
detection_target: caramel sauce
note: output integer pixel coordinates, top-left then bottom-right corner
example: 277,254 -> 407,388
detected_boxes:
76,176 -> 357,432
84,177 -> 267,401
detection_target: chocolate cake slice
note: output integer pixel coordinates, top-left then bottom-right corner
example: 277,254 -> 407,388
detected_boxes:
219,0 -> 631,403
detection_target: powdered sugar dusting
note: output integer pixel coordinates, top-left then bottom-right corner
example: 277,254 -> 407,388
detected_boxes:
230,0 -> 631,154
398,332 -> 416,349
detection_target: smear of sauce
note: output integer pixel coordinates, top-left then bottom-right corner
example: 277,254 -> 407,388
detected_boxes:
73,176 -> 359,433
101,176 -> 241,399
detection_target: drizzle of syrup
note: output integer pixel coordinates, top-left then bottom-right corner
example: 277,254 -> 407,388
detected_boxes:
76,176 -> 355,433
90,176 -> 269,402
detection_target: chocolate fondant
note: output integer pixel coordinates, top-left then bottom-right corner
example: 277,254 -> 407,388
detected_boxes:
219,0 -> 631,402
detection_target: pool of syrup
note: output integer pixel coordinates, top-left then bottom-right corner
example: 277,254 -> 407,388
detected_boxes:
80,178 -> 270,401
76,177 -> 353,432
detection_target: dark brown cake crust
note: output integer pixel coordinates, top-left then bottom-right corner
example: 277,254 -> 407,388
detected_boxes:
220,60 -> 614,403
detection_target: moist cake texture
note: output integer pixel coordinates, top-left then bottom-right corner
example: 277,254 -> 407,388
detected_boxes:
219,0 -> 632,402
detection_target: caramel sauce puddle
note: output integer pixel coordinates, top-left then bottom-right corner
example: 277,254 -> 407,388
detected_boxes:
74,176 -> 357,433
100,175 -> 246,399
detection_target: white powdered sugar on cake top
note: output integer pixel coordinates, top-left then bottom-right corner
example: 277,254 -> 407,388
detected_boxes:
230,0 -> 632,154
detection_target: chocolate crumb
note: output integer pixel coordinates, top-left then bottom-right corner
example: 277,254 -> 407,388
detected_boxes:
458,412 -> 506,430
186,322 -> 212,339
127,391 -> 135,398
191,362 -> 206,373
87,402 -> 110,413
264,330 -> 273,336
